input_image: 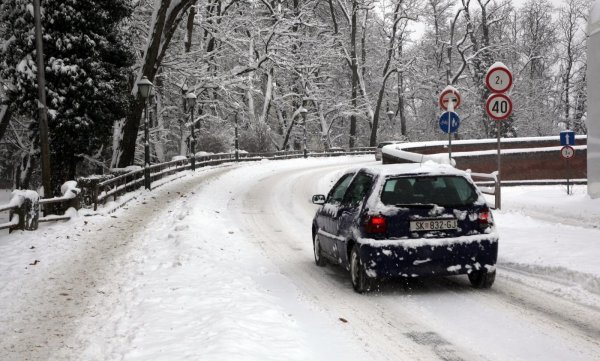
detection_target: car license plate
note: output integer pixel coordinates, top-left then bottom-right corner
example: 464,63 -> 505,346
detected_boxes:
410,219 -> 457,231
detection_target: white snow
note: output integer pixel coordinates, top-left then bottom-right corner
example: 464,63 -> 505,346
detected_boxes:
60,180 -> 80,199
490,184 -> 600,298
488,61 -> 509,71
383,135 -> 587,152
1,157 -> 600,360
110,165 -> 143,173
8,189 -> 39,207
382,144 -> 455,165
0,159 -> 373,360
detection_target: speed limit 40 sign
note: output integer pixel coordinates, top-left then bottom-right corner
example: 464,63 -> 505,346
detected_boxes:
486,93 -> 513,120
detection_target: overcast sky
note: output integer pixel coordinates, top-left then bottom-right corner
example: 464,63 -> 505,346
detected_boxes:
404,0 -> 586,41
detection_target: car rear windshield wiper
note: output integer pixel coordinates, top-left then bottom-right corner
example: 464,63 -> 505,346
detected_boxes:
393,203 -> 437,208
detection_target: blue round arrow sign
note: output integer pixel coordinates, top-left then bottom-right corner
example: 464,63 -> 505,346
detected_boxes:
439,112 -> 460,134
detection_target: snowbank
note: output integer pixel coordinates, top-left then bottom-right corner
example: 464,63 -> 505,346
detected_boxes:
171,155 -> 187,161
60,180 -> 80,199
382,145 -> 455,165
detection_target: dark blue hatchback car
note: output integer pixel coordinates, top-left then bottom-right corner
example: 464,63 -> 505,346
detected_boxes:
311,163 -> 498,293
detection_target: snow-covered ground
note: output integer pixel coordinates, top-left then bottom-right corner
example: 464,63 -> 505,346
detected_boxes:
1,157 -> 599,360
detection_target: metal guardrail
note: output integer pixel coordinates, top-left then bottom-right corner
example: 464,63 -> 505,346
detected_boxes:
470,171 -> 501,210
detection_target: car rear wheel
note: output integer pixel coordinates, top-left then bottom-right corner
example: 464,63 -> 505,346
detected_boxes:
313,234 -> 327,267
468,269 -> 496,289
350,244 -> 374,293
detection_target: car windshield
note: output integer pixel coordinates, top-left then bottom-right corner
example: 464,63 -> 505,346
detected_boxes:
380,175 -> 478,207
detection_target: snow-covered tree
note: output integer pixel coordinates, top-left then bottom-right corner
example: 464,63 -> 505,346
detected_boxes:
0,0 -> 135,191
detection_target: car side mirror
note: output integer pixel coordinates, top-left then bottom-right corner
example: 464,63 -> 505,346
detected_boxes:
312,194 -> 326,205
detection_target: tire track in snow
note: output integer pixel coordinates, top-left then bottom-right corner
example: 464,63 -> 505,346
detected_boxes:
228,159 -> 600,361
229,162 -> 486,361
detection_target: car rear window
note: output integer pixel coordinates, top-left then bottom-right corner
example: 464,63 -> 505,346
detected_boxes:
380,176 -> 478,207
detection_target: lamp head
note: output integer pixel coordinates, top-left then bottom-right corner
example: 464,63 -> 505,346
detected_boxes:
137,76 -> 153,99
299,107 -> 308,121
185,92 -> 197,108
386,109 -> 394,121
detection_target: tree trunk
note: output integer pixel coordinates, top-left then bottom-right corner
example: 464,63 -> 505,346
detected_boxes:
15,139 -> 37,190
349,1 -> 358,148
0,103 -> 11,144
114,0 -> 195,167
369,4 -> 401,146
185,4 -> 196,52
397,70 -> 407,137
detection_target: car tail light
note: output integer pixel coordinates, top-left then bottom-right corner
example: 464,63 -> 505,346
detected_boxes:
479,209 -> 493,226
366,215 -> 387,234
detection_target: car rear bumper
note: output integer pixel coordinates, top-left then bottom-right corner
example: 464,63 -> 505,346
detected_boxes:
358,237 -> 498,278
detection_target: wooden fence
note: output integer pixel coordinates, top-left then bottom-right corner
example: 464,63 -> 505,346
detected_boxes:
0,148 -> 375,232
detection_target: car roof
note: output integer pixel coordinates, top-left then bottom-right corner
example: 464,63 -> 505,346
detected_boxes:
357,162 -> 469,178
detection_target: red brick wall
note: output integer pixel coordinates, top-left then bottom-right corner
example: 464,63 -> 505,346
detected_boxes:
383,137 -> 587,181
454,149 -> 586,180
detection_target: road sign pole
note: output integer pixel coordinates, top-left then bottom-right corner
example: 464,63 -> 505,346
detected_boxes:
497,123 -> 501,210
448,100 -> 454,163
567,157 -> 571,195
485,62 -> 513,211
560,145 -> 575,195
438,87 -> 461,165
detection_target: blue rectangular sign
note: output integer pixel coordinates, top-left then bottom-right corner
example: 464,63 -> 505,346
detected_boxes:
560,130 -> 575,146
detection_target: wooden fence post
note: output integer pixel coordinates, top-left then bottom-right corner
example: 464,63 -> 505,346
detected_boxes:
8,191 -> 40,232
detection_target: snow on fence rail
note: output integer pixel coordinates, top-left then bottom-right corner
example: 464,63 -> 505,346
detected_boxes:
0,183 -> 81,232
0,190 -> 40,232
0,147 -> 375,232
0,203 -> 20,231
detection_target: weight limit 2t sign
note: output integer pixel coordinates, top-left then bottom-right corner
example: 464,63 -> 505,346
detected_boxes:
485,66 -> 513,93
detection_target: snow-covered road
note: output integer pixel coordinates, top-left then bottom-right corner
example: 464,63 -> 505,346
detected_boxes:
1,156 -> 600,360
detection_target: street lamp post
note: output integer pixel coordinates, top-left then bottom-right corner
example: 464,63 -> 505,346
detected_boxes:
300,107 -> 308,158
185,92 -> 197,171
137,76 -> 153,190
33,0 -> 51,197
234,112 -> 239,161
